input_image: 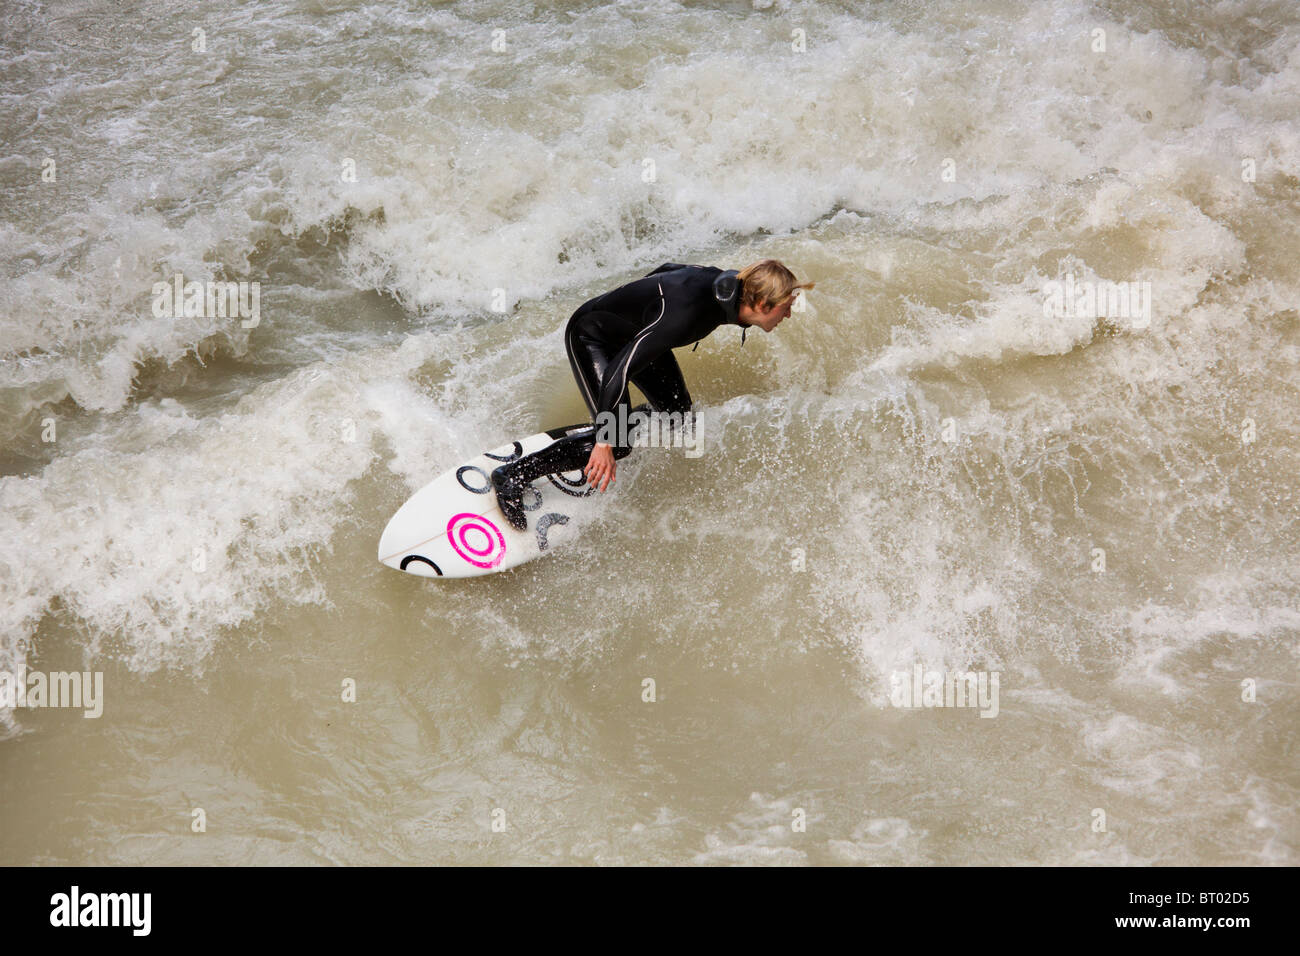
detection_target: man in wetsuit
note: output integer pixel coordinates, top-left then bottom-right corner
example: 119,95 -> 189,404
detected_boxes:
491,258 -> 815,530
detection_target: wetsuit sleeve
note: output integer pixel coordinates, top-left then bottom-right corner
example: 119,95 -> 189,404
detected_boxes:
593,280 -> 696,422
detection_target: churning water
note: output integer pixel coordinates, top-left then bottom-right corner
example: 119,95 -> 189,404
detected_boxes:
1,0 -> 1297,864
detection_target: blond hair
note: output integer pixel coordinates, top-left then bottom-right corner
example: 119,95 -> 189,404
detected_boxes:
736,259 -> 815,310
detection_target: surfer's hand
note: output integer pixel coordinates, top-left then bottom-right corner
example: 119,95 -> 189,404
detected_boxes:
585,442 -> 616,492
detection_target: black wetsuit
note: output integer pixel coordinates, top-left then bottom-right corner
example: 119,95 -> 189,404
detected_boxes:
491,262 -> 748,528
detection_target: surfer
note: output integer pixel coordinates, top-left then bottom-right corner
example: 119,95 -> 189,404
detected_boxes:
491,259 -> 814,530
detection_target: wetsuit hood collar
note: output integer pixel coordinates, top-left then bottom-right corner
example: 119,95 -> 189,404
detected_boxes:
713,269 -> 748,344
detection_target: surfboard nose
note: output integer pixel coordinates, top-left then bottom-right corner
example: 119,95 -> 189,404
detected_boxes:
378,425 -> 599,579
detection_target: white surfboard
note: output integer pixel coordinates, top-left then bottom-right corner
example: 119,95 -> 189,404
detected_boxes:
378,420 -> 606,578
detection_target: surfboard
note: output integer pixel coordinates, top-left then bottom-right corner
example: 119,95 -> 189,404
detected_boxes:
377,420 -> 607,578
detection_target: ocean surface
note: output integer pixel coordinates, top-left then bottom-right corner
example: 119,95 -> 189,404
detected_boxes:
1,0 -> 1297,864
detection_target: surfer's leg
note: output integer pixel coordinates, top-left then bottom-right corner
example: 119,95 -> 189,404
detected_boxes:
629,351 -> 695,446
496,432 -> 597,491
630,351 -> 692,415
491,431 -> 634,531
491,315 -> 633,530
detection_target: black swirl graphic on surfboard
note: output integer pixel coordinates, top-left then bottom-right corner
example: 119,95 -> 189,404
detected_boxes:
535,512 -> 569,551
456,465 -> 492,494
400,555 -> 444,576
546,469 -> 597,497
521,484 -> 543,511
483,441 -> 524,463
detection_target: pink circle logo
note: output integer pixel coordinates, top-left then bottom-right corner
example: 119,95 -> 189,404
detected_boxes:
447,513 -> 507,568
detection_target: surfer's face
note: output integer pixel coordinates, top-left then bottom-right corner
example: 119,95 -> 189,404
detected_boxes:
750,296 -> 793,332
